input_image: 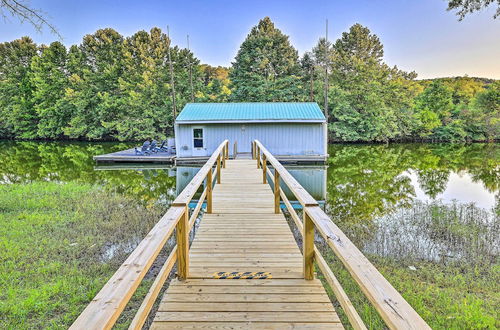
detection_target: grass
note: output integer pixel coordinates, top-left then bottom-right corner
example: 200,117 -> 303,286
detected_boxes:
285,199 -> 500,329
0,182 -> 166,329
317,252 -> 499,329
316,200 -> 499,329
1,180 -> 498,329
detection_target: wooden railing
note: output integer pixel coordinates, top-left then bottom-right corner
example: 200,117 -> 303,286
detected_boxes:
70,140 -> 229,330
253,140 -> 430,330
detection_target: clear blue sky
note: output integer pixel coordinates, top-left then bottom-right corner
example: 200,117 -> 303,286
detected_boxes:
2,0 -> 499,79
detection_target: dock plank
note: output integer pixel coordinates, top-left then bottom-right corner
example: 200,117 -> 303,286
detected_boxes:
152,159 -> 341,328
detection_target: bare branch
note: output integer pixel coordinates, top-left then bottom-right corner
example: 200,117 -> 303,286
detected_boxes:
446,0 -> 500,20
0,0 -> 62,39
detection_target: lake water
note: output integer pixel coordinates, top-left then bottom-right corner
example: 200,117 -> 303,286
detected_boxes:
1,141 -> 498,264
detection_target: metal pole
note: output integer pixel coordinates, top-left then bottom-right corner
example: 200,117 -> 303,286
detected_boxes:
167,26 -> 177,119
324,19 -> 329,122
187,34 -> 194,102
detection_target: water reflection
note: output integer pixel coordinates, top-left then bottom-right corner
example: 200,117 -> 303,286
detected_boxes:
326,143 -> 499,226
1,141 -> 498,264
0,141 -> 177,207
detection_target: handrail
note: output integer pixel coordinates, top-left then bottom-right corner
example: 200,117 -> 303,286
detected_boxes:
71,140 -> 229,330
266,166 -> 366,330
254,140 -> 429,330
128,187 -> 207,330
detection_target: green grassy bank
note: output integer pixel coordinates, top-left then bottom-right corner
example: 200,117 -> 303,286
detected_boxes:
0,182 -> 166,329
319,254 -> 499,329
314,200 -> 500,329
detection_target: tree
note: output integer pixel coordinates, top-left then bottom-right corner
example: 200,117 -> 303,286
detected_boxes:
230,17 -> 301,101
112,28 -> 172,141
197,65 -> 232,102
414,81 -> 455,139
300,52 -> 315,102
63,28 -> 125,140
30,41 -> 69,138
472,81 -> 500,140
447,0 -> 500,20
326,24 -> 416,142
0,36 -> 38,138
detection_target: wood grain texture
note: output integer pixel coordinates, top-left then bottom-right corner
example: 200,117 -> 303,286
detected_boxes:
151,159 -> 341,329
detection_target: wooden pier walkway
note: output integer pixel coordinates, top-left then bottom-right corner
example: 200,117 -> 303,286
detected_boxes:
72,140 -> 430,330
152,159 -> 341,328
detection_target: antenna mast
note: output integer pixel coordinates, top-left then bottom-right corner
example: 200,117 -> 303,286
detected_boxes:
187,34 -> 194,102
167,26 -> 177,119
324,19 -> 329,121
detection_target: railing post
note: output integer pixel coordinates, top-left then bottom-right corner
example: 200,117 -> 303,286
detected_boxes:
274,170 -> 280,213
222,145 -> 226,168
217,155 -> 221,184
303,209 -> 315,280
176,205 -> 189,280
262,154 -> 267,184
256,146 -> 261,169
252,141 -> 255,159
207,169 -> 213,213
225,141 -> 229,160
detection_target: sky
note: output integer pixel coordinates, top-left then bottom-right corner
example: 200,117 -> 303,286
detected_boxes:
1,0 -> 499,79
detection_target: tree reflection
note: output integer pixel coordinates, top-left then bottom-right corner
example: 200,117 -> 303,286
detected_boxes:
326,143 -> 499,228
0,141 -> 177,206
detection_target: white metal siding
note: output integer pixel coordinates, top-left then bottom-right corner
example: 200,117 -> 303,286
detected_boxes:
176,123 -> 325,158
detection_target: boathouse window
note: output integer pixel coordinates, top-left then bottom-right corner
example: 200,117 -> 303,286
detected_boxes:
193,128 -> 204,148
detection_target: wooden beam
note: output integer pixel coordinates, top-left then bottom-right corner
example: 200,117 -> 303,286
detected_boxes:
274,170 -> 280,214
278,188 -> 366,329
222,146 -> 226,168
262,155 -> 267,184
207,169 -> 213,214
176,206 -> 189,280
256,146 -> 260,169
70,206 -> 185,329
129,191 -> 205,330
303,210 -> 315,280
172,140 -> 227,206
189,188 -> 207,227
315,250 -> 367,330
254,140 -> 318,207
128,248 -> 177,330
305,206 -> 430,329
217,155 -> 221,184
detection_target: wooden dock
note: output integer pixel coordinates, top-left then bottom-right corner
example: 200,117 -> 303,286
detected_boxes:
72,140 -> 430,330
93,147 -> 326,165
152,159 -> 341,328
93,148 -> 176,163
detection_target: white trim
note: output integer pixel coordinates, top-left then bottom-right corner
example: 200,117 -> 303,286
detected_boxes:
191,126 -> 205,157
176,119 -> 326,124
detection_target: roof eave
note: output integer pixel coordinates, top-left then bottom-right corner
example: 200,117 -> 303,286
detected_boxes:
175,119 -> 326,124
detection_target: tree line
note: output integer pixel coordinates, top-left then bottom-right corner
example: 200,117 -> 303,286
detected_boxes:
0,18 -> 498,142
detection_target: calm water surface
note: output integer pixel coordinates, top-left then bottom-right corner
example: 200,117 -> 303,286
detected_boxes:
1,141 -> 498,264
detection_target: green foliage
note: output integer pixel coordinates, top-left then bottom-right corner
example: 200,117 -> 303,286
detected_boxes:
0,37 -> 38,139
0,28 -> 205,141
196,65 -> 231,102
30,41 -> 69,138
230,17 -> 302,101
326,24 -> 418,142
473,81 -> 500,140
0,19 -> 498,142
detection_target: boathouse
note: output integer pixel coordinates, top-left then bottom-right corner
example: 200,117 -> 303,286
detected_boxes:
174,102 -> 327,162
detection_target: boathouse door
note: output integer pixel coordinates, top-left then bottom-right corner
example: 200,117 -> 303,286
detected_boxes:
192,127 -> 205,157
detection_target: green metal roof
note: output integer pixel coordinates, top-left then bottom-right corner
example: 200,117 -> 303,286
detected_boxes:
176,103 -> 325,122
